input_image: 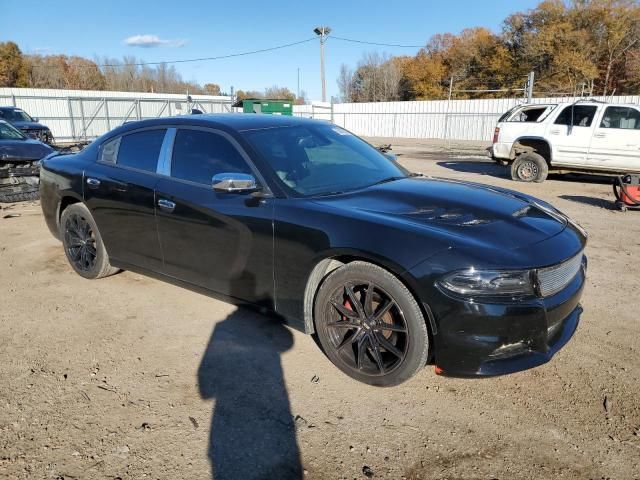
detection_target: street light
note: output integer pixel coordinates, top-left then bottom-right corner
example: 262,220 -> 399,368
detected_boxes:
314,26 -> 331,102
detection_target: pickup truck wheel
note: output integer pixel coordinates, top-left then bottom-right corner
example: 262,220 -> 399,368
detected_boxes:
511,152 -> 548,183
60,203 -> 119,279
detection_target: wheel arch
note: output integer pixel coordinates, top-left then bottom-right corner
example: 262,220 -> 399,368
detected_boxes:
302,250 -> 432,340
511,137 -> 552,165
47,193 -> 83,240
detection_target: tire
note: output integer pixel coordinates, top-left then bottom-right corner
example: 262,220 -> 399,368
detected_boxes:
313,261 -> 429,386
0,190 -> 39,203
510,152 -> 548,183
60,203 -> 119,279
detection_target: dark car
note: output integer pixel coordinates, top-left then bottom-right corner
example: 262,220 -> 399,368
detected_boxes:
0,120 -> 54,202
0,106 -> 53,144
39,115 -> 587,386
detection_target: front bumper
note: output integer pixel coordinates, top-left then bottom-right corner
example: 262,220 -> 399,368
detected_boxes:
410,263 -> 585,377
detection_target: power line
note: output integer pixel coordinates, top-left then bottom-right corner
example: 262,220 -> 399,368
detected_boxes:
31,37 -> 318,69
329,35 -> 425,49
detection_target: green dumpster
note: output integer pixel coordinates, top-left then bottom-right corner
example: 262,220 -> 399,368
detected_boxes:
235,99 -> 293,116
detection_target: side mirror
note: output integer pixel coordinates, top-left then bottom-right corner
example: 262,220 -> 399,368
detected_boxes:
212,173 -> 260,194
32,117 -> 39,122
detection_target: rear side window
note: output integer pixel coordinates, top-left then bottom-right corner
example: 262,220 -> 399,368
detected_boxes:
554,105 -> 598,127
170,129 -> 251,185
600,106 -> 640,130
509,106 -> 549,122
100,137 -> 121,163
116,129 -> 166,172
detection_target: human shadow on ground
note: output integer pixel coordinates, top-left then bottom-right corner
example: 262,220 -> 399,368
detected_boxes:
198,302 -> 302,479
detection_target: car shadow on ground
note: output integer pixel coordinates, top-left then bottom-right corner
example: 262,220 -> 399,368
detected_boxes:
197,304 -> 303,480
436,160 -> 509,179
437,159 -> 618,187
558,195 -> 617,210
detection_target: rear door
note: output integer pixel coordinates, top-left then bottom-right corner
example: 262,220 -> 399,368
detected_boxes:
84,128 -> 167,271
588,105 -> 640,171
154,127 -> 275,306
547,105 -> 598,166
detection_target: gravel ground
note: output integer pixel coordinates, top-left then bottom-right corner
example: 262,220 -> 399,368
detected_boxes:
1,138 -> 639,480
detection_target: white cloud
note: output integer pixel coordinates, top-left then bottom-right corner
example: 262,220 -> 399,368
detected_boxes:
123,34 -> 187,48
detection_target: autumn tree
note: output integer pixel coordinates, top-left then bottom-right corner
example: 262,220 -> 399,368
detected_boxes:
204,83 -> 221,95
0,42 -> 29,87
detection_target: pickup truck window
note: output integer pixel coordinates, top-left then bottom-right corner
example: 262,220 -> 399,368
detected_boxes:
600,106 -> 640,130
554,105 -> 598,127
509,106 -> 548,122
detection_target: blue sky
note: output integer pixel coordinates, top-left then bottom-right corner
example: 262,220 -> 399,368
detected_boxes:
2,0 -> 540,100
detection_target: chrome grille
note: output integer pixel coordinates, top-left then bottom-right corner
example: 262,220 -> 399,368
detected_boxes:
537,252 -> 584,297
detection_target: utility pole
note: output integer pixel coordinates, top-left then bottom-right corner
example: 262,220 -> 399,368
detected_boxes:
526,71 -> 535,102
314,26 -> 331,102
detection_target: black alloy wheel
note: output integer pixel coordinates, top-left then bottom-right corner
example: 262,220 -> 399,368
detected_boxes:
314,261 -> 429,386
326,282 -> 408,376
60,203 -> 119,279
64,213 -> 97,273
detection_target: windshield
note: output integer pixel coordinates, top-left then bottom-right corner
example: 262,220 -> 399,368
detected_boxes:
0,109 -> 33,123
0,122 -> 26,140
243,124 -> 407,196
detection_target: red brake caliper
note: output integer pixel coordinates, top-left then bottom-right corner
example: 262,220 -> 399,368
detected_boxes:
342,298 -> 353,320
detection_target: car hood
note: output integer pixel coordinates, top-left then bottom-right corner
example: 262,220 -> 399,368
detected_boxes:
0,138 -> 54,161
11,121 -> 49,130
311,177 -> 567,250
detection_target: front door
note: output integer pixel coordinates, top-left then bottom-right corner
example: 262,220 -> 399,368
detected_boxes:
154,127 -> 274,307
588,105 -> 640,171
83,128 -> 167,271
547,105 -> 599,166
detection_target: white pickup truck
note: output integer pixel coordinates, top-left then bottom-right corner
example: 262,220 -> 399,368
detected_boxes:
489,101 -> 640,182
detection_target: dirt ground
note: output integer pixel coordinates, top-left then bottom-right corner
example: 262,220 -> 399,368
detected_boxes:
1,138 -> 639,480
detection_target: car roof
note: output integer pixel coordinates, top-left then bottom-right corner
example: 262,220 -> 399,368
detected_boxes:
0,106 -> 20,111
116,113 -> 323,134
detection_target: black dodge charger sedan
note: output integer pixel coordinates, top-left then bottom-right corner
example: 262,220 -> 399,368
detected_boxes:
40,115 -> 587,386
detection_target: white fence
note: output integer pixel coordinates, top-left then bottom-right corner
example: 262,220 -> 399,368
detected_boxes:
294,95 -> 640,142
2,88 -> 639,143
0,88 -> 233,142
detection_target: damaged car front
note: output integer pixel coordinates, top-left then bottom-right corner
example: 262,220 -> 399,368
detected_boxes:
0,120 -> 54,203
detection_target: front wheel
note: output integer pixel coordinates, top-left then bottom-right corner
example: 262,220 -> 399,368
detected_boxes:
60,203 -> 119,279
314,261 -> 430,386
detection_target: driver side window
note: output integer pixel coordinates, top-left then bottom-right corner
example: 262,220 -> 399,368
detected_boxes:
599,107 -> 640,130
170,129 -> 251,185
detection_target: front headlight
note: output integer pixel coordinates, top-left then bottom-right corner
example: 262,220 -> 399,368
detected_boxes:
438,268 -> 535,297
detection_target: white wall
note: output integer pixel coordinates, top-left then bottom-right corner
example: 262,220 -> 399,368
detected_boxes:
2,88 -> 639,143
294,95 -> 640,142
0,88 -> 232,142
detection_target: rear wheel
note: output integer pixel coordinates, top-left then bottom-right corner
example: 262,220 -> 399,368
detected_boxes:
60,203 -> 118,279
511,152 -> 548,183
314,261 -> 429,386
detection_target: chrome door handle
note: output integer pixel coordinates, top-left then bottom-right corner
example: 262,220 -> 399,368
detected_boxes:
86,177 -> 101,188
594,132 -> 606,138
550,129 -> 560,135
157,199 -> 176,212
